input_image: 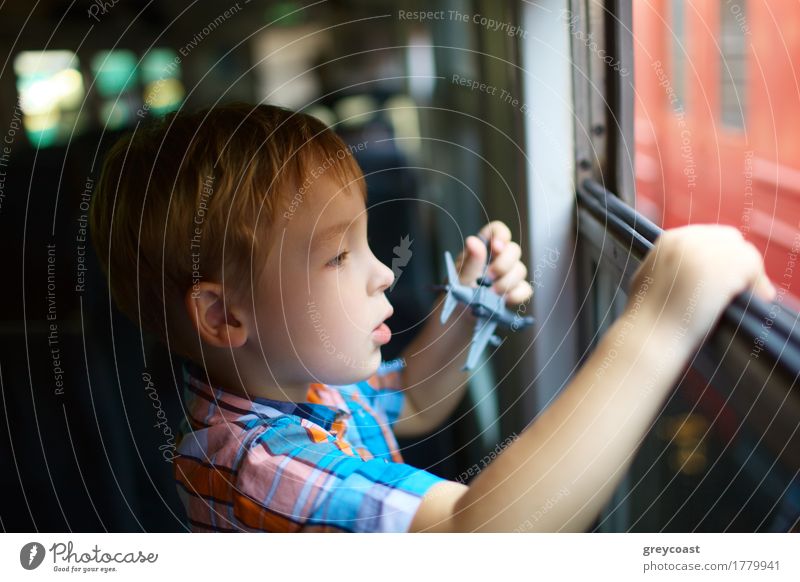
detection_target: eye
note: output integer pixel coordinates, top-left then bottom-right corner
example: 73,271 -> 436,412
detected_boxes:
326,251 -> 349,268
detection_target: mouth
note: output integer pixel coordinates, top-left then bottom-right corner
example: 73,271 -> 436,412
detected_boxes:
371,309 -> 394,344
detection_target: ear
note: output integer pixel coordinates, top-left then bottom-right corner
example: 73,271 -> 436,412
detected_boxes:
184,282 -> 248,349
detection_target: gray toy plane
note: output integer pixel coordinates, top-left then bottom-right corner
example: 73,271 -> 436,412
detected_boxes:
438,246 -> 535,371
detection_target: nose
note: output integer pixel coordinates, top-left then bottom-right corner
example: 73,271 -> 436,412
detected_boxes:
369,251 -> 395,295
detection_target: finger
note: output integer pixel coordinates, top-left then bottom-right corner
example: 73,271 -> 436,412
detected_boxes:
755,273 -> 778,303
456,235 -> 489,284
741,242 -> 777,302
505,281 -> 533,305
487,241 -> 522,278
492,261 -> 527,294
477,221 -> 513,260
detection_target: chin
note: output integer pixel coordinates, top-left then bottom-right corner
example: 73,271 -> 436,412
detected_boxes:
325,350 -> 380,384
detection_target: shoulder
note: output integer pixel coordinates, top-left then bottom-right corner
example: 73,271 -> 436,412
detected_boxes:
175,411 -> 344,482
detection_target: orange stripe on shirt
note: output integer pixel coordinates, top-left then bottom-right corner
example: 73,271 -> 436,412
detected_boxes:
234,492 -> 300,532
175,457 -> 236,505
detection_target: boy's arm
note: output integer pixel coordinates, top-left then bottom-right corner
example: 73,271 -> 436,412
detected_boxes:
393,292 -> 475,438
407,225 -> 777,532
419,298 -> 695,531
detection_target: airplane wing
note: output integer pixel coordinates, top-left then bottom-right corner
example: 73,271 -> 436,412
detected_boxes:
441,251 -> 461,324
441,289 -> 459,324
463,318 -> 499,371
444,250 -> 460,285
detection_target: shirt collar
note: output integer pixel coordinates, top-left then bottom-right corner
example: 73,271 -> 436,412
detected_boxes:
182,361 -> 351,431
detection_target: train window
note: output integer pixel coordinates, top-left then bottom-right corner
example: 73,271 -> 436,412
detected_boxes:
634,1 -> 800,311
568,0 -> 800,531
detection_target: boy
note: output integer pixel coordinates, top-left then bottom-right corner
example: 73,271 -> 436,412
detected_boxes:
90,103 -> 776,532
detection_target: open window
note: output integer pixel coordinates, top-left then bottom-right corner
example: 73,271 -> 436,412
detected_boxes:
526,0 -> 800,531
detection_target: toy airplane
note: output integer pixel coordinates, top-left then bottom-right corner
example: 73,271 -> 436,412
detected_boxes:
438,245 -> 535,371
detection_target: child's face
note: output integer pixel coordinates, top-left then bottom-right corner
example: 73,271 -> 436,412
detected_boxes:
251,172 -> 395,386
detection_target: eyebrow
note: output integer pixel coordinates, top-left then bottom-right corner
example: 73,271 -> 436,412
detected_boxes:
310,220 -> 356,251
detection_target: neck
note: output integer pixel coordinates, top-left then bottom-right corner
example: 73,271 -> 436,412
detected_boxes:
193,359 -> 313,404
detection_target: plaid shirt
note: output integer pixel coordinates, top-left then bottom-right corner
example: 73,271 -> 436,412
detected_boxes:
174,358 -> 446,532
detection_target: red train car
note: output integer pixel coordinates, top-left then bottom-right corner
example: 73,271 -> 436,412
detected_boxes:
634,0 -> 800,311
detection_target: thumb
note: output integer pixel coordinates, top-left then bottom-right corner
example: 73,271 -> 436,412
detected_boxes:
457,235 -> 489,285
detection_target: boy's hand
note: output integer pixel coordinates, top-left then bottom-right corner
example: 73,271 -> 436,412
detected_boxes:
454,220 -> 533,306
628,224 -> 777,347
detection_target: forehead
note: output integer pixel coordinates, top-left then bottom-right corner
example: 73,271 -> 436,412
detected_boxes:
287,174 -> 366,248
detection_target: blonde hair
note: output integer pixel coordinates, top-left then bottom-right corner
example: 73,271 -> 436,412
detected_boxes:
90,102 -> 365,349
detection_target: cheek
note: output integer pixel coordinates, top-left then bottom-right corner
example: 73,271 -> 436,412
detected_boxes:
333,287 -> 370,324
254,271 -> 312,339
311,273 -> 362,312
307,294 -> 355,332
304,294 -> 371,351
290,270 -> 370,336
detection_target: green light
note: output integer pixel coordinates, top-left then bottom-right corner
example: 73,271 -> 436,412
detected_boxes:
91,50 -> 138,96
141,48 -> 181,84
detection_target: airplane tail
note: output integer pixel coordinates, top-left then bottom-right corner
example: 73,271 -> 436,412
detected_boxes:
440,251 -> 460,324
